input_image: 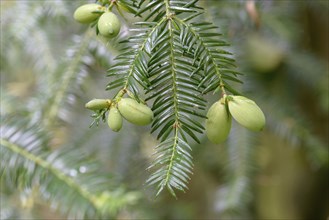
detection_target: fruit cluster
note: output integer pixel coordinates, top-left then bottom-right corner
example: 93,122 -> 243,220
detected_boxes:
76,2 -> 266,143
86,94 -> 265,143
73,3 -> 121,39
205,95 -> 266,144
85,97 -> 153,132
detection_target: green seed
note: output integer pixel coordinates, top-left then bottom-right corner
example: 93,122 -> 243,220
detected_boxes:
97,12 -> 121,38
228,96 -> 266,131
205,100 -> 232,144
73,4 -> 104,24
107,107 -> 123,132
85,99 -> 110,110
118,98 -> 153,126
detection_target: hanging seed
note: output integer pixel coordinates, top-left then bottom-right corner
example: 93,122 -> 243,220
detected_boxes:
205,100 -> 232,144
107,107 -> 123,132
228,96 -> 265,131
73,4 -> 104,24
118,98 -> 153,126
97,12 -> 121,38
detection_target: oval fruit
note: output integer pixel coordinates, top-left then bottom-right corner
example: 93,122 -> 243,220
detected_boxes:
85,99 -> 111,110
205,100 -> 232,144
73,4 -> 104,24
97,12 -> 121,38
118,98 -> 153,126
228,96 -> 265,131
107,107 -> 123,132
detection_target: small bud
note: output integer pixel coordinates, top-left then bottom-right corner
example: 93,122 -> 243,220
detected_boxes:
205,100 -> 232,144
85,99 -> 111,110
228,96 -> 265,131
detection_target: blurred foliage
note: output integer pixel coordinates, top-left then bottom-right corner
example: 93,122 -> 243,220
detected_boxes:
1,0 -> 328,219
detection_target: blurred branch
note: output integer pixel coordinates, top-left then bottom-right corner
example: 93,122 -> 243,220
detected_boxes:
214,125 -> 256,218
43,29 -> 94,127
0,138 -> 99,210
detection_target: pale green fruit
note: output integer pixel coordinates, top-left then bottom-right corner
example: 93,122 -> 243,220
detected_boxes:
107,107 -> 123,132
118,98 -> 153,126
85,99 -> 110,110
97,12 -> 121,38
73,4 -> 104,24
228,96 -> 265,131
205,101 -> 232,144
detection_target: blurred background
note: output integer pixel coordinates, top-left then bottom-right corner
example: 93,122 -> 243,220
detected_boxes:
1,0 -> 328,219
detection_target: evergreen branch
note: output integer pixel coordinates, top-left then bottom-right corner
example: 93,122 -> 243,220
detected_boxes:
0,118 -> 139,218
146,136 -> 193,197
107,19 -> 167,100
146,1 -> 207,197
168,18 -> 180,131
147,16 -> 206,142
174,17 -> 240,95
163,128 -> 180,192
0,138 -> 99,209
122,18 -> 167,91
97,0 -> 241,197
153,18 -> 187,197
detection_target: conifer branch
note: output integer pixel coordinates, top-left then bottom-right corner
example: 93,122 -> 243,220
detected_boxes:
122,17 -> 167,92
0,138 -> 99,210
